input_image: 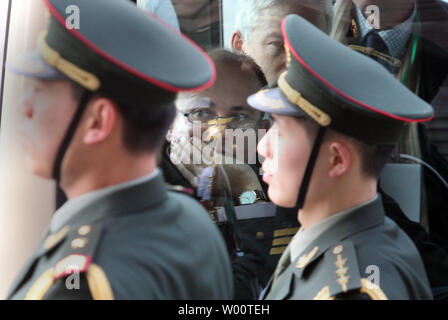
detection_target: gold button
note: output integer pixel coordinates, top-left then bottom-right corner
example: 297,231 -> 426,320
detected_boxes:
71,238 -> 88,249
43,226 -> 70,250
78,225 -> 91,236
256,232 -> 265,240
333,245 -> 344,255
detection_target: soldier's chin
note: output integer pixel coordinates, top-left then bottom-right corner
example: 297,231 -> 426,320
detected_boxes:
26,156 -> 53,180
267,186 -> 297,208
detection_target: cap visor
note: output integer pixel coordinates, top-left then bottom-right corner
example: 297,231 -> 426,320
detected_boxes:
247,87 -> 306,117
7,50 -> 66,80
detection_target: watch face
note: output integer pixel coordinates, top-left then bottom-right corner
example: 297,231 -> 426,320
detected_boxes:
240,190 -> 256,205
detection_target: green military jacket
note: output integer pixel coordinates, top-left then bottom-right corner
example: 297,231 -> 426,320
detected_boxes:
262,196 -> 433,300
7,173 -> 233,299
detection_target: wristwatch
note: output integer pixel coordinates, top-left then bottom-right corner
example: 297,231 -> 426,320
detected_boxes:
239,190 -> 265,205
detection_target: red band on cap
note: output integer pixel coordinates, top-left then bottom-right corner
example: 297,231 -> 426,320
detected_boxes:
43,0 -> 215,93
281,19 -> 433,123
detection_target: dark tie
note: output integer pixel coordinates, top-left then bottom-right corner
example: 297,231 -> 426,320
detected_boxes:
361,30 -> 399,74
363,30 -> 389,56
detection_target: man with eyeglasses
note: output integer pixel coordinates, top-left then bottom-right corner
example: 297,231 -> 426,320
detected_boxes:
179,105 -> 264,160
161,49 -> 300,299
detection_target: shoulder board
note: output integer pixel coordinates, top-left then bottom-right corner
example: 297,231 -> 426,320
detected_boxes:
53,254 -> 92,280
325,241 -> 362,297
313,241 -> 362,299
313,241 -> 388,300
52,222 -> 104,280
26,222 -> 114,300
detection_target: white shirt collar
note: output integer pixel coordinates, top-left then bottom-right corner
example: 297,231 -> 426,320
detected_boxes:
356,3 -> 416,58
50,169 -> 160,233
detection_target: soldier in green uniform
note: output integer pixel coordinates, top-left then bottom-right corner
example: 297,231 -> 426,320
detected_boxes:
247,14 -> 433,299
6,0 -> 233,299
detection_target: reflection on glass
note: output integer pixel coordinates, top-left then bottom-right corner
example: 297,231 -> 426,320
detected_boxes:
136,0 -> 180,31
0,0 -> 12,116
172,0 -> 222,50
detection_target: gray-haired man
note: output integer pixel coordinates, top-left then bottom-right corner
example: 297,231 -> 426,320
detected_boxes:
232,0 -> 333,85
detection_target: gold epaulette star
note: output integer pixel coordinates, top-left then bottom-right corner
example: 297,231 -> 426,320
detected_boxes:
333,246 -> 350,292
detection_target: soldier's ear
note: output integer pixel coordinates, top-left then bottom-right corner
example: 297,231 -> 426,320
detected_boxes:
327,141 -> 351,178
82,97 -> 118,146
231,30 -> 244,53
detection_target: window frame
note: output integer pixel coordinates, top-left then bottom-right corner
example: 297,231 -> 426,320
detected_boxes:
0,0 -> 12,127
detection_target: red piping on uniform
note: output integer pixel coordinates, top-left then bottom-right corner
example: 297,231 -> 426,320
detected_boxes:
281,19 -> 433,123
52,255 -> 92,280
42,0 -> 215,93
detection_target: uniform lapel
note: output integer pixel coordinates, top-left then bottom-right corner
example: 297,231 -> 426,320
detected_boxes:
265,263 -> 295,300
6,226 -> 54,298
261,244 -> 292,300
259,276 -> 272,300
6,253 -> 40,299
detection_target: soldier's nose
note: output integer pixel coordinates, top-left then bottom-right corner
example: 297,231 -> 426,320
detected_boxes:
20,91 -> 34,119
257,130 -> 271,158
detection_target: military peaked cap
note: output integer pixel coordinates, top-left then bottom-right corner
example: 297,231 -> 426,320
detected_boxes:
10,0 -> 215,106
248,14 -> 434,145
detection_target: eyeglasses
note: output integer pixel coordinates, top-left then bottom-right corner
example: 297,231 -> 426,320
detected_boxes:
182,109 -> 263,129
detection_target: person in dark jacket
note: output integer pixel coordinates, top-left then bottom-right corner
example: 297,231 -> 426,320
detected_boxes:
162,49 -> 300,299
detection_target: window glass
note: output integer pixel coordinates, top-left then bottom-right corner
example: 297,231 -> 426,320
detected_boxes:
0,0 -> 54,299
1,0 -> 448,300
138,0 -> 223,50
0,0 -> 12,118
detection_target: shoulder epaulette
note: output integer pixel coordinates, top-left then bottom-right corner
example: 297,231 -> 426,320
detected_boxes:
25,222 -> 114,300
312,241 -> 387,300
51,223 -> 104,279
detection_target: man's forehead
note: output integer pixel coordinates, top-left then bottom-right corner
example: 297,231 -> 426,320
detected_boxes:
261,30 -> 283,40
176,95 -> 212,111
176,95 -> 256,113
255,12 -> 283,29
